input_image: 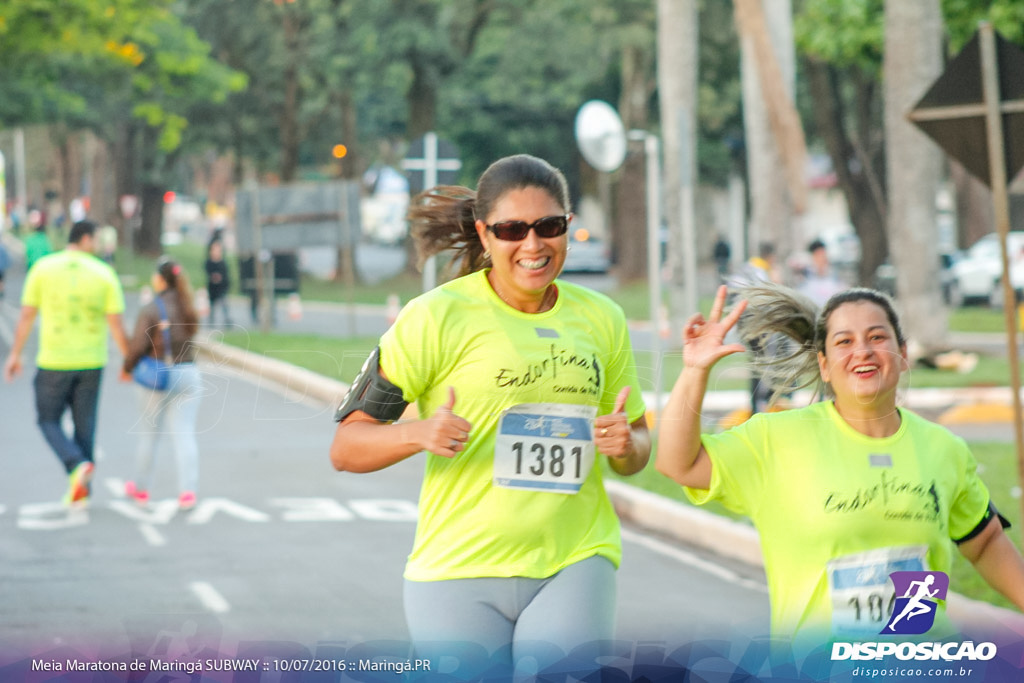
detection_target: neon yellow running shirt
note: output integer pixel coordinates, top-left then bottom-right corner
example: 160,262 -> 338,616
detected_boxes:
21,250 -> 125,370
381,270 -> 646,582
686,401 -> 991,642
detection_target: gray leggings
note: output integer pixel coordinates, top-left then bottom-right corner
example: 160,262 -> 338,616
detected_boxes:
403,555 -> 616,674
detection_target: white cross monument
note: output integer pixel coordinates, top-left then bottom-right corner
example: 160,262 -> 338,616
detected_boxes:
402,132 -> 463,291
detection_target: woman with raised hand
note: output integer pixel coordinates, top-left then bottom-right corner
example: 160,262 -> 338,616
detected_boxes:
656,283 -> 1024,650
330,154 -> 650,674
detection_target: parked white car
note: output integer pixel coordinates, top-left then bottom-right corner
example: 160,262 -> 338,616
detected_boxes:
562,225 -> 611,273
947,231 -> 1024,307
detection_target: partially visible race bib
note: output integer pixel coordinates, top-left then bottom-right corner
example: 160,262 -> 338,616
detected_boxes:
827,546 -> 927,636
493,403 -> 597,494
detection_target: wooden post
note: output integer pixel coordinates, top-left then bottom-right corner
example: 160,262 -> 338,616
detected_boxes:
979,22 -> 1024,543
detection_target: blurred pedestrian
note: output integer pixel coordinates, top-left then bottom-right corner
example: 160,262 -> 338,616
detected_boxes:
730,241 -> 786,414
24,221 -> 53,272
0,237 -> 9,300
713,234 -> 731,281
204,238 -> 232,327
329,154 -> 650,675
96,223 -> 118,267
3,220 -> 129,506
799,238 -> 844,307
120,257 -> 203,511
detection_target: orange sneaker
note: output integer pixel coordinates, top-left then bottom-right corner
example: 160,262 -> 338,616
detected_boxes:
63,462 -> 95,506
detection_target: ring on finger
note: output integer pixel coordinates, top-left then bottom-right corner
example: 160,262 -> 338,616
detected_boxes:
601,428 -> 608,437
450,439 -> 459,449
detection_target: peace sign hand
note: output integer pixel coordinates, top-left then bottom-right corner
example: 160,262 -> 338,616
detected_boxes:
682,285 -> 747,371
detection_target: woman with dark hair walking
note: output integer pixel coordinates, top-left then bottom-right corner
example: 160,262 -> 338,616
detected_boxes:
330,154 -> 651,674
121,257 -> 203,511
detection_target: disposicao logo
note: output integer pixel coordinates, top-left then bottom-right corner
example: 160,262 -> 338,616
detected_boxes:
882,570 -> 949,635
831,570 -> 997,663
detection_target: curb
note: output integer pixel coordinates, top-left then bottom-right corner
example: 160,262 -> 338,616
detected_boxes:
604,480 -> 763,568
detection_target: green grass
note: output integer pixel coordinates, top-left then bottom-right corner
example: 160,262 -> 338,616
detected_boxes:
948,305 -> 1016,333
299,270 -> 425,308
948,442 -> 1024,610
113,242 -> 218,291
217,331 -> 378,383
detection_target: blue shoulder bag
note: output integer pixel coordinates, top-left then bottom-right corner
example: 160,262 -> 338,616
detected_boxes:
131,296 -> 173,391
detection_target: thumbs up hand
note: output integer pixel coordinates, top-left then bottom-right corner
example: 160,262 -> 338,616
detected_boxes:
594,386 -> 633,459
422,387 -> 472,458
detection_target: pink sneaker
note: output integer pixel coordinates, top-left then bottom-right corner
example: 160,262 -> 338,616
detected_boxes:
178,491 -> 197,510
124,481 -> 149,506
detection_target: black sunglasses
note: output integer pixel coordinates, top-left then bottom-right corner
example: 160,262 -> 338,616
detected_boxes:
486,214 -> 570,241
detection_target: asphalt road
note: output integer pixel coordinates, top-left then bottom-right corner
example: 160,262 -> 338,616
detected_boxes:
0,296 -> 770,673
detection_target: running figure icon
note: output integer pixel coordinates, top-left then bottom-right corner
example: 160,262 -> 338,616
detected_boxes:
887,574 -> 939,631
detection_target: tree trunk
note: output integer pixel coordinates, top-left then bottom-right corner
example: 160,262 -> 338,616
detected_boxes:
138,183 -> 166,255
52,126 -> 81,224
658,0 -> 699,342
279,8 -> 302,183
407,61 -> 437,140
338,90 -> 361,182
89,135 -> 114,225
111,121 -> 139,246
615,43 -> 654,282
804,59 -> 889,285
336,91 -> 360,285
883,0 -> 946,350
735,0 -> 796,262
614,144 -> 648,281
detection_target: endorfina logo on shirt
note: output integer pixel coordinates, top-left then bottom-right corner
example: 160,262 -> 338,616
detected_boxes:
881,570 -> 949,635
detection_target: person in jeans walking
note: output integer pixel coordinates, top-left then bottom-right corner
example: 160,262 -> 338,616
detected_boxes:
121,256 -> 203,510
4,220 -> 129,505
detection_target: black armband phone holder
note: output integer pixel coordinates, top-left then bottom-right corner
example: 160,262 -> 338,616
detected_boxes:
953,500 -> 1011,545
334,346 -> 409,423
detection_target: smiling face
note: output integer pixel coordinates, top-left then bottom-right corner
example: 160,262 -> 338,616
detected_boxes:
817,300 -> 908,410
475,186 -> 569,312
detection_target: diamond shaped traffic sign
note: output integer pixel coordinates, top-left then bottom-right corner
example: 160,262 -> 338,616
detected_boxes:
908,29 -> 1024,188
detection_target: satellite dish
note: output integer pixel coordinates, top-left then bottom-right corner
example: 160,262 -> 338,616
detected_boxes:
575,100 -> 627,172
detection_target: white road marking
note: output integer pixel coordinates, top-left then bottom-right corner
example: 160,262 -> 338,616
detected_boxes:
17,502 -> 90,530
189,581 -> 231,613
621,527 -> 767,593
104,477 -> 125,497
138,523 -> 167,547
185,498 -> 271,524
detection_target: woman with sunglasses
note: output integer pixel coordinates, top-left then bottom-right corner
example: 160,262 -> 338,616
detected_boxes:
330,154 -> 650,674
656,283 -> 1024,655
